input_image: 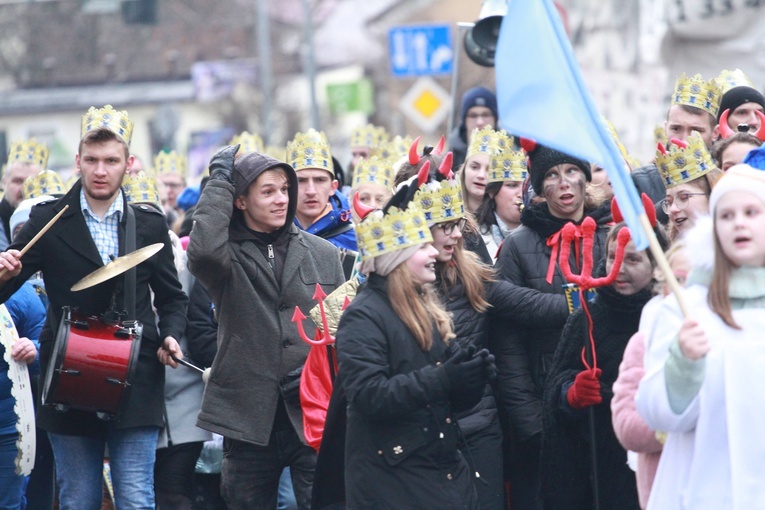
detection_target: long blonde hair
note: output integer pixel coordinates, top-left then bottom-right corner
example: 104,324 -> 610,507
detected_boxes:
709,220 -> 741,330
388,262 -> 455,350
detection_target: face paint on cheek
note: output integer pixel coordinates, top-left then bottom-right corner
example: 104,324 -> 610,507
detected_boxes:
543,183 -> 556,198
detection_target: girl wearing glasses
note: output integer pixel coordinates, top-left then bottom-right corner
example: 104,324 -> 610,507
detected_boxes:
411,160 -> 569,510
656,134 -> 722,241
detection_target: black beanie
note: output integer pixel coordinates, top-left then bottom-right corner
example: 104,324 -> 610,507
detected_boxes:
523,141 -> 591,195
717,86 -> 765,122
460,86 -> 498,125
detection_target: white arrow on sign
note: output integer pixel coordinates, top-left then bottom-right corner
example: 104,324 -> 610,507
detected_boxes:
430,45 -> 453,72
391,31 -> 408,71
413,32 -> 429,71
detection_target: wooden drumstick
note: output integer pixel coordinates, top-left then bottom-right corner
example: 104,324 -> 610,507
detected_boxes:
0,204 -> 69,278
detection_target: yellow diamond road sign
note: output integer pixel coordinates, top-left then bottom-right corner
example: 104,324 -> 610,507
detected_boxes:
399,77 -> 451,133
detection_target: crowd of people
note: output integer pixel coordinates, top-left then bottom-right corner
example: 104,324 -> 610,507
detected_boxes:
0,64 -> 764,510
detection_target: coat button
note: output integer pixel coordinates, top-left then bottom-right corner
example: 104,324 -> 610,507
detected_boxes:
423,427 -> 428,432
282,339 -> 290,348
279,303 -> 288,311
393,445 -> 403,455
447,473 -> 453,480
445,417 -> 451,424
377,450 -> 383,455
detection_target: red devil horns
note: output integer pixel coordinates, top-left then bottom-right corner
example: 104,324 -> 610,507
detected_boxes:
417,160 -> 432,188
438,152 -> 454,179
718,109 -> 765,141
409,136 -> 422,165
669,138 -> 688,149
610,193 -> 656,228
353,191 -> 376,220
656,142 -> 668,156
433,135 -> 446,155
520,138 -> 537,153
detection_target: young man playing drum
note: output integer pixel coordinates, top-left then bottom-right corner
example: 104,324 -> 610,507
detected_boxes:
0,105 -> 187,510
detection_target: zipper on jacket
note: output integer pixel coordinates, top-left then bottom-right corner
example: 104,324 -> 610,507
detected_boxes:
267,244 -> 275,269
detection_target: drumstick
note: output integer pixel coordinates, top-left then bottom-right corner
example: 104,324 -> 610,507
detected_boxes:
170,354 -> 205,374
0,204 -> 69,278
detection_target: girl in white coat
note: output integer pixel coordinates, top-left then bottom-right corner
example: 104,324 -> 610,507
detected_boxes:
637,163 -> 765,510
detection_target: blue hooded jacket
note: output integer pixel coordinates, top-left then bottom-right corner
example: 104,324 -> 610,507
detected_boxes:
295,190 -> 357,252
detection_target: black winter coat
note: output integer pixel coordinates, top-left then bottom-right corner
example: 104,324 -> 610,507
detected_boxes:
492,201 -> 610,442
0,182 -> 188,435
336,273 -> 478,510
540,284 -> 651,510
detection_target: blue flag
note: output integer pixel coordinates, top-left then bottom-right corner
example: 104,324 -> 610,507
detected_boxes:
495,0 -> 648,250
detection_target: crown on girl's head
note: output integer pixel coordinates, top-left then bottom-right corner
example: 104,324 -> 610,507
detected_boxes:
353,156 -> 394,190
671,73 -> 721,118
230,131 -> 264,157
122,171 -> 160,205
23,169 -> 65,200
655,132 -> 715,189
81,105 -> 133,145
154,150 -> 187,178
413,179 -> 465,225
287,129 -> 333,175
490,147 -> 528,183
7,139 -> 50,169
467,125 -> 509,160
355,204 -> 432,261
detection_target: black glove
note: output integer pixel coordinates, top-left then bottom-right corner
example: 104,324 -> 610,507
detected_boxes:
208,144 -> 240,185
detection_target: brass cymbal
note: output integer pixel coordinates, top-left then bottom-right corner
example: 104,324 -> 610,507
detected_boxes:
70,243 -> 164,292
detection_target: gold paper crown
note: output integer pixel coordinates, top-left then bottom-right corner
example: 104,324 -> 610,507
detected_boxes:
671,73 -> 721,117
264,145 -> 287,163
490,147 -> 528,183
230,131 -> 264,157
7,139 -> 50,169
154,150 -> 187,179
22,170 -> 65,200
655,132 -> 716,189
287,129 -> 333,175
467,125 -> 511,160
350,124 -> 389,149
654,125 -> 668,148
355,204 -> 432,261
377,135 -> 414,161
413,180 -> 465,225
353,156 -> 394,189
81,105 -> 134,145
716,69 -> 755,95
122,171 -> 160,205
603,119 -> 638,171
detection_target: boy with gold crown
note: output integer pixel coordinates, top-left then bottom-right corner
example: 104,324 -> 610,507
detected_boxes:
0,105 -> 188,510
0,139 -> 50,249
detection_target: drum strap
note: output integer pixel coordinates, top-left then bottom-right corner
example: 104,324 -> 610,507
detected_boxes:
124,206 -> 136,319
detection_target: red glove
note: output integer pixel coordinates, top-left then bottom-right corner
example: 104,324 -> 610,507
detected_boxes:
566,368 -> 602,409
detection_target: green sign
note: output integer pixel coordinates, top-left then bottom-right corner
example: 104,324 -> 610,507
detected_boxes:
326,79 -> 374,115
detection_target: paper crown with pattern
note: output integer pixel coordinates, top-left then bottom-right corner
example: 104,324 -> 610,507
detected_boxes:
671,73 -> 721,118
655,132 -> 715,189
287,129 -> 333,175
22,170 -> 65,200
378,135 -> 414,161
467,125 -> 509,160
413,179 -> 465,225
122,171 -> 160,205
353,156 -> 394,189
654,125 -> 668,149
80,105 -> 134,145
6,138 -> 50,169
603,119 -> 640,171
154,150 -> 187,178
490,148 -> 527,183
230,131 -> 264,157
355,204 -> 432,261
716,69 -> 756,95
350,124 -> 388,149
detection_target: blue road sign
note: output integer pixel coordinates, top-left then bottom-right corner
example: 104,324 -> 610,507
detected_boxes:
389,24 -> 453,78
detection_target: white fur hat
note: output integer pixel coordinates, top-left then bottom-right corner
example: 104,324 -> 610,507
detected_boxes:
709,163 -> 765,214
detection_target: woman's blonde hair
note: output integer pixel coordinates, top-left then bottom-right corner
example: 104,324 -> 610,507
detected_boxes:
388,262 -> 455,350
709,217 -> 741,329
436,216 -> 494,314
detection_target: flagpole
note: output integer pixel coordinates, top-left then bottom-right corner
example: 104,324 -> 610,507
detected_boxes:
638,214 -> 689,317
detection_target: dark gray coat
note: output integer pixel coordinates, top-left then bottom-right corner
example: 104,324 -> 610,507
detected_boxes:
187,176 -> 345,446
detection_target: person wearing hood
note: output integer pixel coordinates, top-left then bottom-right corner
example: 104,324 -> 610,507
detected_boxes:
186,146 -> 345,509
448,86 -> 498,171
492,140 -> 609,510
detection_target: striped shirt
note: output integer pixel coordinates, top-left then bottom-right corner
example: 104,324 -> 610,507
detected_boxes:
80,189 -> 123,265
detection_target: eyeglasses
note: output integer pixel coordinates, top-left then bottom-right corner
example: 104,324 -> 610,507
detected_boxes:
466,111 -> 494,120
436,218 -> 467,235
661,192 -> 706,214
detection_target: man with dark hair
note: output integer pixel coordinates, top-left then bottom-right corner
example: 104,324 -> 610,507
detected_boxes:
0,105 -> 187,509
448,86 -> 499,170
714,68 -> 765,137
187,145 -> 345,509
